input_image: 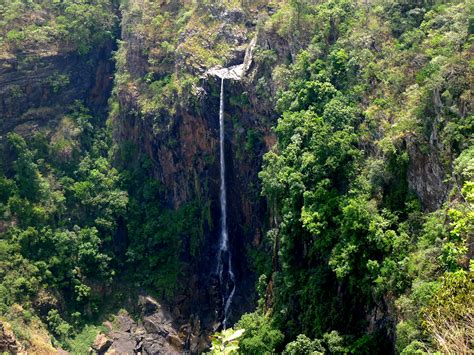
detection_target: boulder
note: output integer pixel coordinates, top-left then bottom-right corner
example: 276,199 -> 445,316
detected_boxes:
138,296 -> 160,315
143,316 -> 170,337
107,330 -> 136,355
92,333 -> 112,353
117,315 -> 134,333
167,334 -> 184,349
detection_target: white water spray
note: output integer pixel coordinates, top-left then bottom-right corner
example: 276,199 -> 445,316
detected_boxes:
216,77 -> 236,329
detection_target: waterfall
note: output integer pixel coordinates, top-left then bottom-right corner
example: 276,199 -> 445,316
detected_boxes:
216,77 -> 236,329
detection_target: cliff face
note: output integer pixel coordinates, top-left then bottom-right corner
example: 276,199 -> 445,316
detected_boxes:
1,1 -> 468,353
112,1 -> 459,337
112,0 -> 290,334
0,44 -> 114,138
0,1 -> 290,350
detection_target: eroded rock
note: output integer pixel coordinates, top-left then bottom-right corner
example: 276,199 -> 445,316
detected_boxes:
102,296 -> 209,354
0,321 -> 23,354
206,35 -> 257,80
407,141 -> 448,211
207,63 -> 245,80
138,295 -> 160,316
92,333 -> 112,353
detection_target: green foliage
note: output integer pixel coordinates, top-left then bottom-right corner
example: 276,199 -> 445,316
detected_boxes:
421,270 -> 474,353
323,330 -> 347,353
235,312 -> 284,354
47,309 -> 73,343
247,0 -> 473,353
118,143 -> 209,299
210,328 -> 245,355
282,330 -> 351,354
381,0 -> 435,37
65,324 -> 107,354
396,320 -> 422,354
0,103 -> 126,347
268,0 -> 355,49
454,146 -> 474,181
58,0 -> 116,54
0,0 -> 117,54
283,334 -> 324,355
68,155 -> 128,235
14,226 -> 111,284
7,133 -> 43,202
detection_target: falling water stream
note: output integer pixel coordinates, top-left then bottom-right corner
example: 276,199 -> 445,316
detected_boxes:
216,77 -> 236,329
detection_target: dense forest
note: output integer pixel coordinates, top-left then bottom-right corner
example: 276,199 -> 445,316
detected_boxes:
0,0 -> 472,354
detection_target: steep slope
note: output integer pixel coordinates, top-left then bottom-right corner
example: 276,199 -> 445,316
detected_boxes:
111,0 -> 288,331
0,0 -> 122,352
0,46 -> 114,138
1,0 -> 290,352
227,1 -> 473,354
0,0 -> 471,354
0,0 -> 116,136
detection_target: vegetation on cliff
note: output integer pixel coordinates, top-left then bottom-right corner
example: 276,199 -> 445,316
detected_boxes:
0,102 -> 127,350
0,0 -> 116,56
230,0 -> 473,353
0,0 -> 472,353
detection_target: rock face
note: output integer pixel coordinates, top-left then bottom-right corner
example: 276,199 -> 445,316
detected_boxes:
0,43 -> 114,138
206,36 -> 257,80
0,321 -> 23,354
113,0 -> 291,336
207,63 -> 246,80
407,142 -> 448,211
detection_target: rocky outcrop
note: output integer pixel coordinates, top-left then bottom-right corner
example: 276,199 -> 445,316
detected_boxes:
94,296 -> 209,355
0,43 -> 115,138
0,321 -> 24,354
92,333 -> 113,354
206,36 -> 257,80
407,142 -> 449,211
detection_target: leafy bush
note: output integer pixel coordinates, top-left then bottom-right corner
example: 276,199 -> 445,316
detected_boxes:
235,312 -> 284,354
210,328 -> 245,355
283,334 -> 324,355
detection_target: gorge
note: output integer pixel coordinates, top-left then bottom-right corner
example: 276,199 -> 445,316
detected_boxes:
0,0 -> 472,354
